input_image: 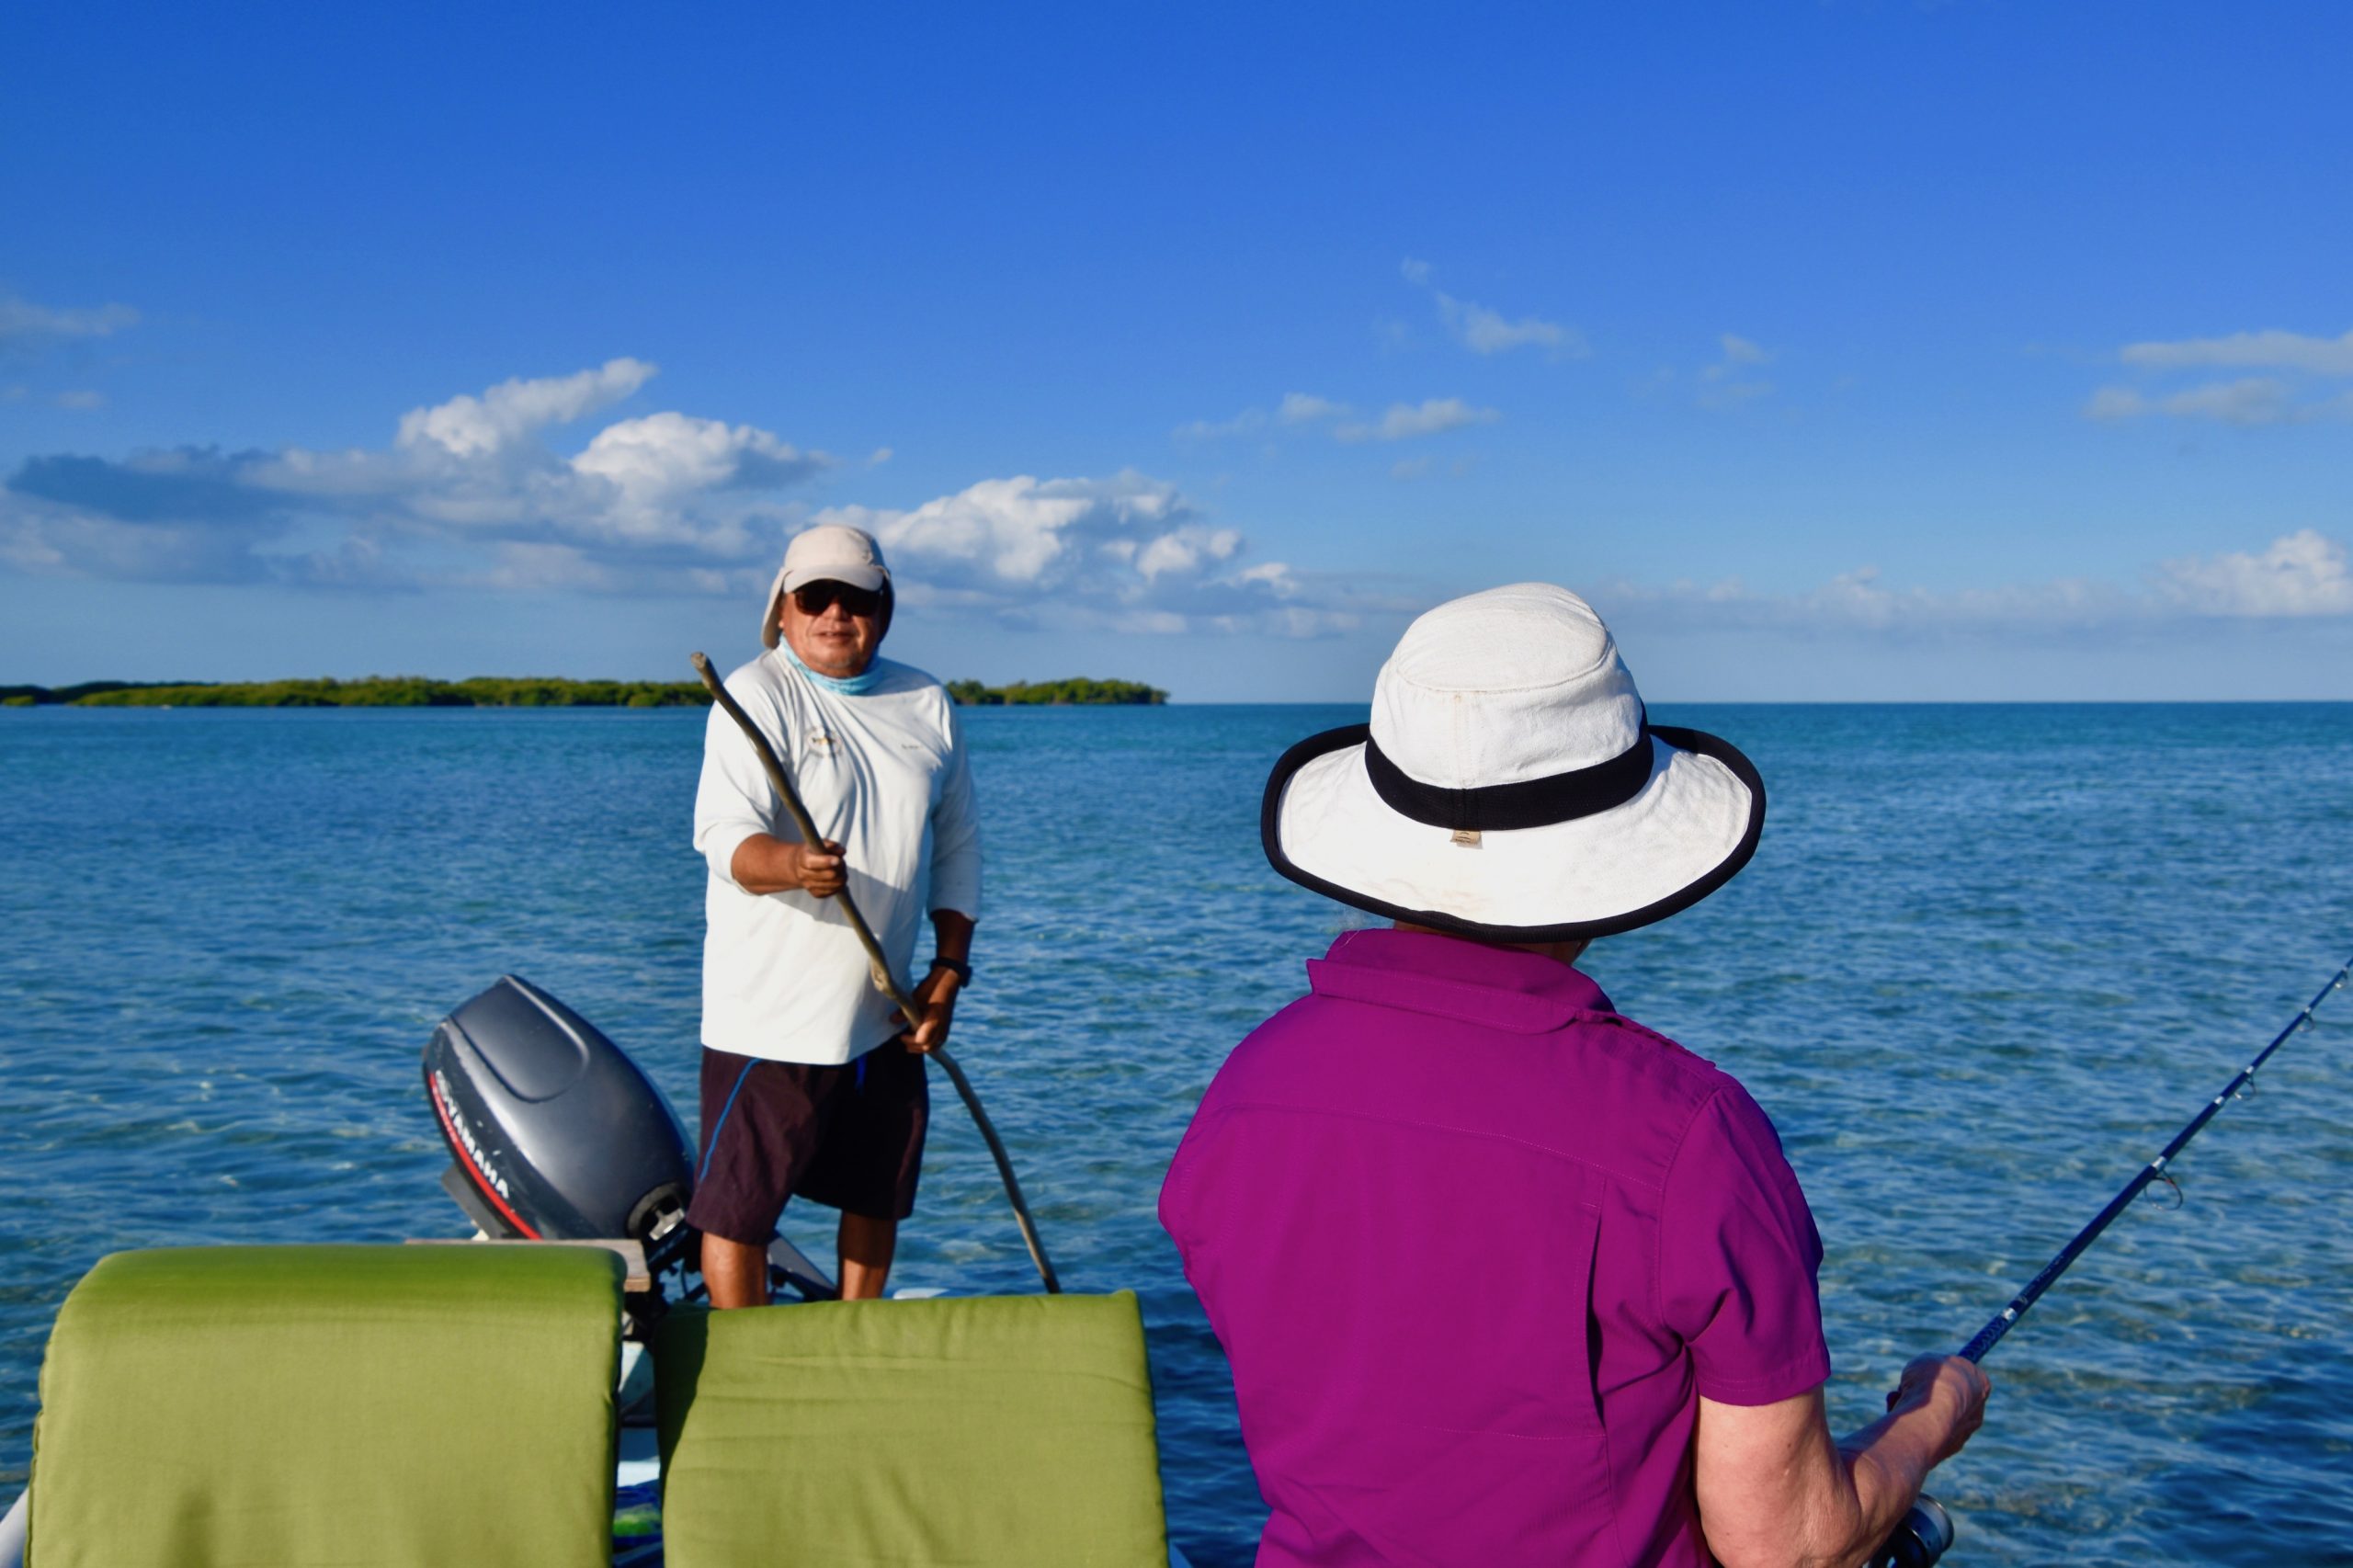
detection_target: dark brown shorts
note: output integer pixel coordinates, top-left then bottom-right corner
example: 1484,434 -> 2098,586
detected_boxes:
685,1042 -> 930,1244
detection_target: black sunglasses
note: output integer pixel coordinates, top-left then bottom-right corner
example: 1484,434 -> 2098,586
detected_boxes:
792,580 -> 883,618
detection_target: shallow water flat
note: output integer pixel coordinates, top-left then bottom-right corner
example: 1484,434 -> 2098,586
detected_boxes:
1,702 -> 2347,1565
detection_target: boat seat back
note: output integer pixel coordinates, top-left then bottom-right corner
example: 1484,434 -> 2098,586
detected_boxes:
28,1244 -> 622,1568
654,1291 -> 1168,1567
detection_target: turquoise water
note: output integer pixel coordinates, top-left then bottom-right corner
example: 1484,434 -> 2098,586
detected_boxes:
2,702 -> 2348,1564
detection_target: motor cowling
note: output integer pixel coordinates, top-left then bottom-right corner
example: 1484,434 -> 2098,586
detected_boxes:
424,975 -> 694,1268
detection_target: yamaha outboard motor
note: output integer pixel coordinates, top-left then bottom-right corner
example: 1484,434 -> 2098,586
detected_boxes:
424,975 -> 695,1273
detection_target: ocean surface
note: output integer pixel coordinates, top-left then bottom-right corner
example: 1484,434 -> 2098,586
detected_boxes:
2,701 -> 2348,1564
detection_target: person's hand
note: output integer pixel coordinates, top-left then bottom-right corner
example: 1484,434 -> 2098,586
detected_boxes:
893,964 -> 962,1054
1884,1354 -> 1991,1465
786,839 -> 847,898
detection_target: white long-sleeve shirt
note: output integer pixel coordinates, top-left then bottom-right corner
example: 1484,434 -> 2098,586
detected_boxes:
693,650 -> 982,1064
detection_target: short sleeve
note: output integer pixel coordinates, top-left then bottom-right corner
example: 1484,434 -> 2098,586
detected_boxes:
926,699 -> 982,919
1657,1083 -> 1832,1406
690,673 -> 790,885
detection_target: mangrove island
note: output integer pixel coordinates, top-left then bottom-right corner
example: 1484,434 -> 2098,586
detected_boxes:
4,674 -> 1171,709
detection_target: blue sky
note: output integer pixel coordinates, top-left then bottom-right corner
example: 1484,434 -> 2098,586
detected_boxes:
5,2 -> 2349,700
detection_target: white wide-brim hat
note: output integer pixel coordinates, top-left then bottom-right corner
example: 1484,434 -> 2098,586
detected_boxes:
1263,583 -> 1764,940
761,523 -> 892,649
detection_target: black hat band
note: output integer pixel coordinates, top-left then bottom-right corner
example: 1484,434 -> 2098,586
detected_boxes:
1363,721 -> 1655,833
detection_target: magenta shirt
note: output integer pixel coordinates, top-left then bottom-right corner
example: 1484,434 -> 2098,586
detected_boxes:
1160,928 -> 1832,1567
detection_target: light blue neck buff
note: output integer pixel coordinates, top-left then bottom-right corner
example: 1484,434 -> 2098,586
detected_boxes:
782,645 -> 885,696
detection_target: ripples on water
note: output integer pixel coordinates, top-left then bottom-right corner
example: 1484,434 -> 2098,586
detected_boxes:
1,702 -> 2347,1564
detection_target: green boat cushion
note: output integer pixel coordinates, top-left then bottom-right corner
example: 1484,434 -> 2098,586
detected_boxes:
654,1292 -> 1168,1568
29,1244 -> 622,1568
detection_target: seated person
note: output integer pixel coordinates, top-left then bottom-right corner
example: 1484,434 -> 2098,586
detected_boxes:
1161,583 -> 1987,1567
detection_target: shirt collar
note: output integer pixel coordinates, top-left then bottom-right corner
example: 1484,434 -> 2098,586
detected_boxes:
1305,926 -> 1610,1034
779,645 -> 886,696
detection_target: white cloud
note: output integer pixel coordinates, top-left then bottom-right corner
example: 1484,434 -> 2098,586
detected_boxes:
1173,407 -> 1267,442
2084,378 -> 2303,426
1593,530 -> 2353,635
0,484 -> 267,583
0,358 -> 829,589
2154,379 -> 2299,426
1400,259 -> 1586,358
574,413 -> 822,519
396,358 -> 655,459
2090,326 -> 2353,425
2158,528 -> 2352,616
1278,392 -> 1349,425
1336,398 -> 1501,443
0,363 -> 1384,634
1176,392 -> 1350,443
1136,525 -> 1242,580
54,390 -> 107,411
1717,334 -> 1771,369
1597,563 -> 2125,634
467,541 -> 623,593
0,295 -> 139,344
830,472 -> 1181,590
2121,328 -> 2353,376
1178,384 -> 1506,449
1440,296 -> 1579,357
2084,386 -> 2148,422
817,472 -> 1365,636
1697,334 -> 1775,407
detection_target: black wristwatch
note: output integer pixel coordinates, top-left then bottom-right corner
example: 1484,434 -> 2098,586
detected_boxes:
929,957 -> 972,985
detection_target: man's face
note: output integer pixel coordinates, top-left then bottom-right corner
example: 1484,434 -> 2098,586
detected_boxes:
779,578 -> 885,677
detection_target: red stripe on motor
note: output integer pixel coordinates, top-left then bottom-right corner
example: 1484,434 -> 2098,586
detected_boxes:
427,1074 -> 541,1240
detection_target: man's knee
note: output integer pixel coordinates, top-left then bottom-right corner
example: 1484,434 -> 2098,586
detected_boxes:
701,1231 -> 771,1310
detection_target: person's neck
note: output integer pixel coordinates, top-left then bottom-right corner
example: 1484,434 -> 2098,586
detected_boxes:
782,645 -> 883,695
1392,920 -> 1589,968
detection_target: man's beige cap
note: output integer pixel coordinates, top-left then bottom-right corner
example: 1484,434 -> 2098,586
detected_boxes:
761,525 -> 891,648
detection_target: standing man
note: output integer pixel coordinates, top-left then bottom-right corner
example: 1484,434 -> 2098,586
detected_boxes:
1161,584 -> 1986,1566
689,523 -> 981,1306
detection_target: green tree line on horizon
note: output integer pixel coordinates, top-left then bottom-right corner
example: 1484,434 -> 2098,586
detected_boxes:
943,677 -> 1166,706
3,674 -> 1170,709
4,676 -> 708,709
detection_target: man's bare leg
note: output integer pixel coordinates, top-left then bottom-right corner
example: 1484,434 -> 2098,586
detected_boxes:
837,1211 -> 898,1301
702,1233 -> 770,1309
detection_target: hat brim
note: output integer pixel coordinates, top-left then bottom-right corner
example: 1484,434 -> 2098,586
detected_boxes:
1262,723 -> 1765,941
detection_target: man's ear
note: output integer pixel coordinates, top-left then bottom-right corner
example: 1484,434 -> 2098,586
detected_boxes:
877,581 -> 895,639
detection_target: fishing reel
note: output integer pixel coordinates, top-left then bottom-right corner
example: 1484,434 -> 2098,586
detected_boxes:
1869,1496 -> 1955,1568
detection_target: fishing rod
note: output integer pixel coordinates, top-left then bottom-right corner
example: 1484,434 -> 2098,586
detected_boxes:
691,652 -> 1062,1294
1872,950 -> 2352,1567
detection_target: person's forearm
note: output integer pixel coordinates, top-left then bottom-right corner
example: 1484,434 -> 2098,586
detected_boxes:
897,910 -> 975,1051
1812,1405 -> 1952,1566
1708,1432 -> 1926,1568
1711,1415 -> 1937,1568
1699,1365 -> 1984,1568
929,908 -> 975,965
730,833 -> 810,894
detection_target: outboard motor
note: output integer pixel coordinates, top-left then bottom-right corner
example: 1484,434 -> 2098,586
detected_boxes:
424,975 -> 695,1273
